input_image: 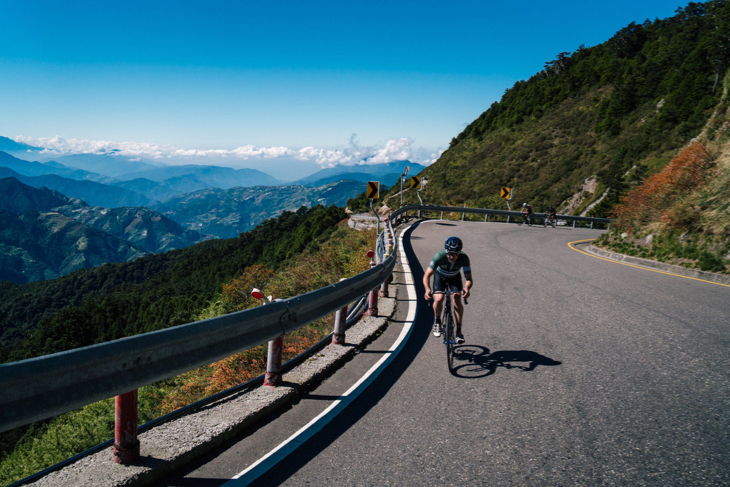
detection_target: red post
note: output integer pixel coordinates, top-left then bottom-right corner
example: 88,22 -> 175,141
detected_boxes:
113,390 -> 140,464
332,303 -> 348,345
366,288 -> 379,316
264,337 -> 283,386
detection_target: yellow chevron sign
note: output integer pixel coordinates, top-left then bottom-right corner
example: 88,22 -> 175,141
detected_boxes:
500,187 -> 511,199
409,176 -> 421,189
366,181 -> 380,199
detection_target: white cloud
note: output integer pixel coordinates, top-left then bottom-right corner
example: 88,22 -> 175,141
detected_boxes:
13,134 -> 441,167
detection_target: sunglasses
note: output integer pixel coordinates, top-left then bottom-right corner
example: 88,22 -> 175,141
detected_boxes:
446,252 -> 459,257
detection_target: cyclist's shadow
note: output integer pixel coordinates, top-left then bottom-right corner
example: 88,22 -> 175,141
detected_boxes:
450,346 -> 561,378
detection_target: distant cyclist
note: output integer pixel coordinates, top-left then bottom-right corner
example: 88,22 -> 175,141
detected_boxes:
423,236 -> 473,344
546,204 -> 557,221
521,202 -> 533,224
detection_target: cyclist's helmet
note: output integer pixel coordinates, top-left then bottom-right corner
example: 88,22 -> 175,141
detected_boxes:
445,236 -> 463,252
523,202 -> 527,207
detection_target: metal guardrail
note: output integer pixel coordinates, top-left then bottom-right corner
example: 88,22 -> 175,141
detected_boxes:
0,220 -> 397,433
392,204 -> 612,227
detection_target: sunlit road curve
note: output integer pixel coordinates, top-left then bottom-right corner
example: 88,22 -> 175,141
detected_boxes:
164,220 -> 730,486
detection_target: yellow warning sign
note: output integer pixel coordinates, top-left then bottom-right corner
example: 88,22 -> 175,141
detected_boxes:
500,187 -> 511,199
409,176 -> 421,189
366,181 -> 380,199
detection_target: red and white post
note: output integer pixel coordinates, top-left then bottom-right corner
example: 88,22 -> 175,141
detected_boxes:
264,337 -> 283,386
113,389 -> 140,464
252,288 -> 283,387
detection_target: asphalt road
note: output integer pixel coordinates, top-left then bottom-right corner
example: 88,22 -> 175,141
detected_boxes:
162,219 -> 730,486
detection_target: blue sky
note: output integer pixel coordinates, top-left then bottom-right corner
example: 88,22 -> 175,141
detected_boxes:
1,0 -> 686,179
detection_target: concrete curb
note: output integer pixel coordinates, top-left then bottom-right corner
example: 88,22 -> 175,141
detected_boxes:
26,291 -> 399,487
583,243 -> 730,285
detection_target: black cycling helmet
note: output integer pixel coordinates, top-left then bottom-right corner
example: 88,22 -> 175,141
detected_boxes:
445,236 -> 463,252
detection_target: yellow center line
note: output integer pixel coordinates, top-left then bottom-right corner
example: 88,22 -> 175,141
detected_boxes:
568,239 -> 730,288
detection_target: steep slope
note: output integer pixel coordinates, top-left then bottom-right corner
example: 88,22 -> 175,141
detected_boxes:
0,209 -> 147,284
396,2 -> 730,216
54,206 -> 208,254
0,178 -> 207,283
0,177 -> 76,213
594,73 -> 730,273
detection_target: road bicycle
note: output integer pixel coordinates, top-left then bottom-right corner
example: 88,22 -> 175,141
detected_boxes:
436,288 -> 467,372
544,214 -> 557,228
516,214 -> 533,226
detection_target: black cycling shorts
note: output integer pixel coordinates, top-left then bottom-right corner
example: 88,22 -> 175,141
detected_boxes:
432,271 -> 463,294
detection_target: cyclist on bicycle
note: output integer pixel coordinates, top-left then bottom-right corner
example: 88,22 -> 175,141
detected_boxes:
423,236 -> 473,344
546,205 -> 557,221
521,202 -> 533,223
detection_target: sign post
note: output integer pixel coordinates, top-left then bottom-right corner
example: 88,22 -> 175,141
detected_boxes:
416,177 -> 427,217
367,181 -> 380,234
400,166 -> 409,207
501,187 -> 514,221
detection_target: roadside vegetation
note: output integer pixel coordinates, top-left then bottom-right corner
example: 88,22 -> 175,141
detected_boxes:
0,222 -> 375,486
594,133 -> 730,273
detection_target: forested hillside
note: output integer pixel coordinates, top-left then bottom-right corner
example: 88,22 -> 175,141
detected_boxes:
0,204 -> 346,362
387,1 -> 729,217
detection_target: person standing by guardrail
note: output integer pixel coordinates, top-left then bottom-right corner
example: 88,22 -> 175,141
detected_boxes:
423,236 -> 473,344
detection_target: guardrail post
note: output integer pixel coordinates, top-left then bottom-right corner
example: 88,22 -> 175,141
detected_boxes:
333,309 -> 347,345
440,211 -> 444,220
113,390 -> 140,464
366,286 -> 379,315
264,337 -> 283,386
379,252 -> 390,297
573,220 -> 576,228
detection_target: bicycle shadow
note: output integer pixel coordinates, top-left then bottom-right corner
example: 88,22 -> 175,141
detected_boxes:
451,345 -> 562,378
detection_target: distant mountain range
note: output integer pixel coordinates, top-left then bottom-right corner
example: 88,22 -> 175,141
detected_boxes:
0,166 -> 155,207
152,180 -> 363,239
293,160 -> 424,187
0,144 -> 424,283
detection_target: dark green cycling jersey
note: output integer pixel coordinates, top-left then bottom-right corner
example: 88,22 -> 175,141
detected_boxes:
428,249 -> 471,278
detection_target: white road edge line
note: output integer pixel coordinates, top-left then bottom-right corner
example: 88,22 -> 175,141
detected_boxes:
224,225 -> 418,486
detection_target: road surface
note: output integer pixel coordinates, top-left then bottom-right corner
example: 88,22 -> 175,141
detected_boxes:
162,219 -> 729,486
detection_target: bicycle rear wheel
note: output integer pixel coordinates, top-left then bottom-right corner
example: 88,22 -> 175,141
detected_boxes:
444,309 -> 455,371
